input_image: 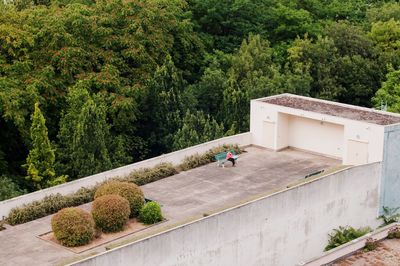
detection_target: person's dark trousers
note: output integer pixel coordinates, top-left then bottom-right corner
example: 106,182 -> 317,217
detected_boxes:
228,158 -> 235,166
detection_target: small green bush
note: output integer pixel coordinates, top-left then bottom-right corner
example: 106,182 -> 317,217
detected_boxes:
325,226 -> 371,251
92,195 -> 130,233
95,181 -> 144,217
179,144 -> 242,171
51,207 -> 94,247
364,238 -> 378,252
139,202 -> 163,224
388,227 -> 400,239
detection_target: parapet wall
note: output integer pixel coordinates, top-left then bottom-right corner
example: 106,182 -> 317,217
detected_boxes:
72,162 -> 382,266
0,132 -> 252,219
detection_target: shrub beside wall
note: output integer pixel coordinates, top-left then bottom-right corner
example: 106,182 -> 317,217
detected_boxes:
139,202 -> 163,224
92,195 -> 130,233
51,207 -> 95,247
325,226 -> 371,251
6,144 -> 242,225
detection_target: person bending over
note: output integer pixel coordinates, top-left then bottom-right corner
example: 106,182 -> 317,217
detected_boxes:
226,151 -> 235,167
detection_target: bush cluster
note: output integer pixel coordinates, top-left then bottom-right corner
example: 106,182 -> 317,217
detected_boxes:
95,181 -> 144,217
6,144 -> 241,225
179,144 -> 241,171
51,207 -> 95,247
139,202 -> 163,224
325,226 -> 371,251
92,195 -> 130,233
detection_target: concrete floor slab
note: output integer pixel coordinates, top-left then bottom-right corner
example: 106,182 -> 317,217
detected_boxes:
0,146 -> 339,266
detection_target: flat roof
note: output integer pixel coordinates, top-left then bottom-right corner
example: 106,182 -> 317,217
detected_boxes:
261,94 -> 400,125
0,146 -> 340,266
332,238 -> 400,265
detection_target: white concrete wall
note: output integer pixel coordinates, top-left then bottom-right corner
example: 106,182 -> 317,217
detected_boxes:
0,133 -> 252,219
250,98 -> 385,164
72,163 -> 381,266
287,115 -> 343,158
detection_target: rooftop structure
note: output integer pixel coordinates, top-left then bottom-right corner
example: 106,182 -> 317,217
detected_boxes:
251,93 -> 400,166
263,95 -> 400,125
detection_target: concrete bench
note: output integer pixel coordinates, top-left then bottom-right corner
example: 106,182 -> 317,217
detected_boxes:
214,151 -> 238,168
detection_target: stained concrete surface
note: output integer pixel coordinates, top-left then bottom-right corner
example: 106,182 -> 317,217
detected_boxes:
0,146 -> 339,266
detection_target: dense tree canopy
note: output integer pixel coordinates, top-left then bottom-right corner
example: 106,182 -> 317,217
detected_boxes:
1,0 -> 400,198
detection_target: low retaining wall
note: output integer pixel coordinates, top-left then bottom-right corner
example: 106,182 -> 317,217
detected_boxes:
72,162 -> 382,266
0,132 -> 252,219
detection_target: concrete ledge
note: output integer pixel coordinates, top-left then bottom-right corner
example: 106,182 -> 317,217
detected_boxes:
301,223 -> 400,266
0,132 -> 252,219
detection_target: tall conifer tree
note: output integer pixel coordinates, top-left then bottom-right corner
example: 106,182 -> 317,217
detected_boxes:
25,103 -> 65,189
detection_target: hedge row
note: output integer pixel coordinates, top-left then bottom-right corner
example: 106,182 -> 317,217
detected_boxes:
6,145 -> 242,225
7,187 -> 96,225
179,144 -> 241,171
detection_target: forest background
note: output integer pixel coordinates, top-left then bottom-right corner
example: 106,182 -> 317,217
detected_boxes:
1,0 -> 400,199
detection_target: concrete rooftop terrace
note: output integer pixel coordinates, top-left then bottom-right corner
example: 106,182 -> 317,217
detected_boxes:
262,94 -> 400,125
0,146 -> 340,266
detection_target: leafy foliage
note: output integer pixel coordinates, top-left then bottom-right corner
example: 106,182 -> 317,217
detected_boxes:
1,0 -> 400,195
364,238 -> 378,252
0,175 -> 25,201
117,162 -> 178,186
378,206 -> 400,226
91,194 -> 130,233
95,181 -> 144,217
51,207 -> 94,247
139,201 -> 163,224
173,110 -> 224,150
325,226 -> 371,251
373,67 -> 400,112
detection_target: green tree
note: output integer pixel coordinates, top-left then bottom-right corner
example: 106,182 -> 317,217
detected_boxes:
58,85 -> 113,178
139,55 -> 193,154
373,66 -> 400,113
0,175 -> 25,201
25,103 -> 66,189
71,96 -> 112,178
173,110 -> 224,150
222,34 -> 283,132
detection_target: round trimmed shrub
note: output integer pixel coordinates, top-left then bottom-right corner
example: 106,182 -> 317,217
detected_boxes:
92,194 -> 130,232
139,202 -> 163,224
95,181 -> 145,217
51,207 -> 94,247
